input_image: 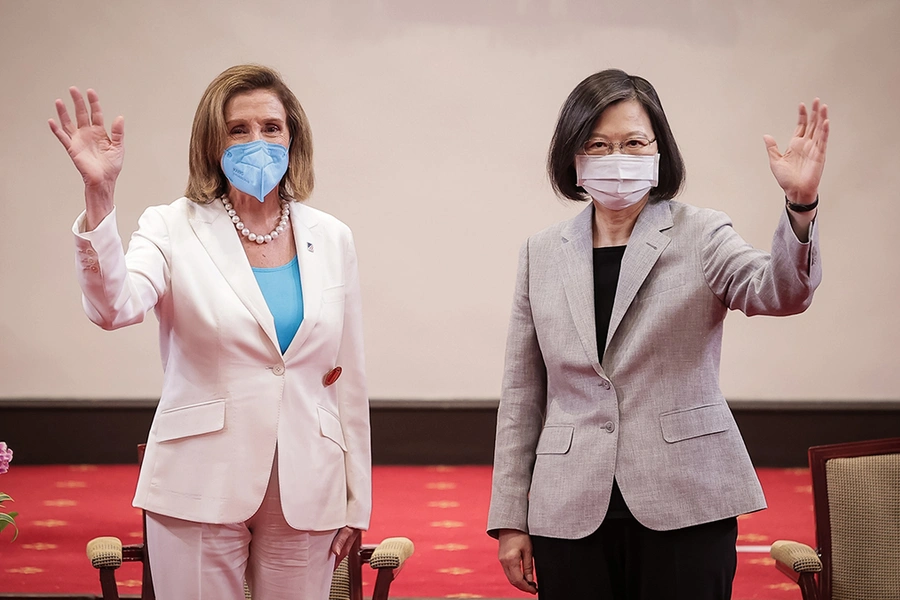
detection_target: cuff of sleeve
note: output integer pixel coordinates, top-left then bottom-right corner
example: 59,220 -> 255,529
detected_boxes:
345,505 -> 371,531
73,207 -> 124,260
781,205 -> 816,245
73,207 -> 117,237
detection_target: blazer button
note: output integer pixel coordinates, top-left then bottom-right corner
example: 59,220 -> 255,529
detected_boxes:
272,365 -> 285,376
604,421 -> 615,433
600,379 -> 611,390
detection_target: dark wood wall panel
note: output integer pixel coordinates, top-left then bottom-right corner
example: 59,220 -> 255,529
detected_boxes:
2,399 -> 898,468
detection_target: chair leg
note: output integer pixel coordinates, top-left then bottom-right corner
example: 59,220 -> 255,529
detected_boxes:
348,535 -> 363,600
98,568 -> 121,600
371,568 -> 395,600
797,572 -> 820,600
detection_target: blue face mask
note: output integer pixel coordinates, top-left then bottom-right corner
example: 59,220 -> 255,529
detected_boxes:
221,140 -> 289,203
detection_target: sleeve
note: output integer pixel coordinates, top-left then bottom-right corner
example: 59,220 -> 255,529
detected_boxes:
72,206 -> 171,330
334,228 -> 372,530
486,239 -> 548,538
701,207 -> 822,316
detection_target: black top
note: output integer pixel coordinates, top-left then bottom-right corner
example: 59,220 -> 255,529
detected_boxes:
593,246 -> 627,362
593,246 -> 633,520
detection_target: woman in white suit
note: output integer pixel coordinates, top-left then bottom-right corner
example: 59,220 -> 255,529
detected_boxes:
50,65 -> 371,599
488,69 -> 828,599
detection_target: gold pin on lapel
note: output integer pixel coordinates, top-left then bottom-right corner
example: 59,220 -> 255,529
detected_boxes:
323,366 -> 342,387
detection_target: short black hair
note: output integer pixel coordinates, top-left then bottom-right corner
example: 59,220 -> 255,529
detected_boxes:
547,69 -> 686,203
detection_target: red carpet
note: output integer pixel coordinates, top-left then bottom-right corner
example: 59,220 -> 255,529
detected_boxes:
0,465 -> 814,598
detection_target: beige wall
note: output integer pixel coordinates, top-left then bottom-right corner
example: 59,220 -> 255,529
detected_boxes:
1,0 -> 898,401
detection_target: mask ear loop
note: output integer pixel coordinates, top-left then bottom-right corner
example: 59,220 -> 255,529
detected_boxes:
278,138 -> 291,202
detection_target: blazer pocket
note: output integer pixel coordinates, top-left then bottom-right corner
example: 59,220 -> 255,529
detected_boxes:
535,425 -> 575,455
638,275 -> 686,300
322,284 -> 345,304
659,403 -> 731,443
317,405 -> 348,451
156,399 -> 225,443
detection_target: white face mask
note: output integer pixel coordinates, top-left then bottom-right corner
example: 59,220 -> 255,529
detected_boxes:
575,153 -> 660,210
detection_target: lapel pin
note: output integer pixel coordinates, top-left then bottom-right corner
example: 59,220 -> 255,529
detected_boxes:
307,242 -> 314,253
323,366 -> 342,387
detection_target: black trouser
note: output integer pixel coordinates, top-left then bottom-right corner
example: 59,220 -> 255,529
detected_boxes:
530,515 -> 738,600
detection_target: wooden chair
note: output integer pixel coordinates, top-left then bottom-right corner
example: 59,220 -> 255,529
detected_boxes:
327,533 -> 415,600
770,437 -> 900,600
86,444 -> 414,600
85,444 -> 154,600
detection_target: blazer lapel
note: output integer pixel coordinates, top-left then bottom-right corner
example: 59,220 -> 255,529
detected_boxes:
188,200 -> 280,351
606,200 -> 673,349
282,203 -> 322,359
561,204 -> 605,377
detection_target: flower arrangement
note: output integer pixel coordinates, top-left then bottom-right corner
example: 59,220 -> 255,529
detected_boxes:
0,441 -> 17,541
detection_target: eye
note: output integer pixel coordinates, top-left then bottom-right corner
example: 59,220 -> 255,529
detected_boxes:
265,124 -> 281,134
587,140 -> 609,150
230,126 -> 247,135
625,138 -> 648,148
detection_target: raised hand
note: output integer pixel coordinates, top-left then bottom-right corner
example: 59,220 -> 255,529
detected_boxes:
763,98 -> 829,206
49,87 -> 125,228
49,87 -> 125,189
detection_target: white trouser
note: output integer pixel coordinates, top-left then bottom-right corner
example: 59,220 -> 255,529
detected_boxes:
145,455 -> 337,600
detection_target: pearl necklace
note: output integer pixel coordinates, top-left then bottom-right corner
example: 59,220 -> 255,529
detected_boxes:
222,197 -> 290,244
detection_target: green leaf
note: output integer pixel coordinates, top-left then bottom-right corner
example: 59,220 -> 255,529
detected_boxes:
0,493 -> 12,503
0,513 -> 19,541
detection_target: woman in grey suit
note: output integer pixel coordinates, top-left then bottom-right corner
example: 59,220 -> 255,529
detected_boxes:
487,69 -> 828,599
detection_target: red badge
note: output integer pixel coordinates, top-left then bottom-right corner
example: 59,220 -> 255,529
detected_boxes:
323,366 -> 342,387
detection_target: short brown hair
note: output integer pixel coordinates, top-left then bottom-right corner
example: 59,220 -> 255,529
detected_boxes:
185,65 -> 314,203
548,69 -> 685,203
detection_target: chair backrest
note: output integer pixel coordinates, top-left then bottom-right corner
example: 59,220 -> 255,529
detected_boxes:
809,437 -> 900,600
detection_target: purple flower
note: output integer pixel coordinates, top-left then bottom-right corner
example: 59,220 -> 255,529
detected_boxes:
0,442 -> 12,475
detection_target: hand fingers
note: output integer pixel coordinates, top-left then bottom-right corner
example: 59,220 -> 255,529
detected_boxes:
331,532 -> 348,555
762,134 -> 781,160
818,102 -> 828,123
500,552 -> 538,594
110,115 -> 126,147
812,101 -> 826,138
70,86 -> 90,129
809,99 -> 828,154
522,546 -> 538,592
55,98 -> 74,133
815,118 -> 830,154
502,564 -> 538,594
48,118 -> 71,150
804,98 -> 822,139
87,89 -> 104,128
793,102 -> 808,138
331,527 -> 355,555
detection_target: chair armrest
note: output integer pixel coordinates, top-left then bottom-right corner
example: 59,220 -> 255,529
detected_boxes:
770,540 -> 822,600
86,536 -> 123,569
770,540 -> 823,574
368,537 -> 415,570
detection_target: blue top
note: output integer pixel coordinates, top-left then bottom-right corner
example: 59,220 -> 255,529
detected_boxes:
252,255 -> 304,354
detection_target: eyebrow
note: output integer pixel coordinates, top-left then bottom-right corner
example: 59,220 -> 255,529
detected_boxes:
587,131 -> 652,139
225,116 -> 286,125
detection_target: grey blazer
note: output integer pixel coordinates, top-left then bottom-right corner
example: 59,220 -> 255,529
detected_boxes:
487,200 -> 821,539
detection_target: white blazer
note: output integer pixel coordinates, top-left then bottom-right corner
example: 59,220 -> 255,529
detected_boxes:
73,197 -> 371,532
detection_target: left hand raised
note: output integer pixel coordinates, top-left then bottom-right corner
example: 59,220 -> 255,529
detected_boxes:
764,98 -> 830,205
331,526 -> 360,570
